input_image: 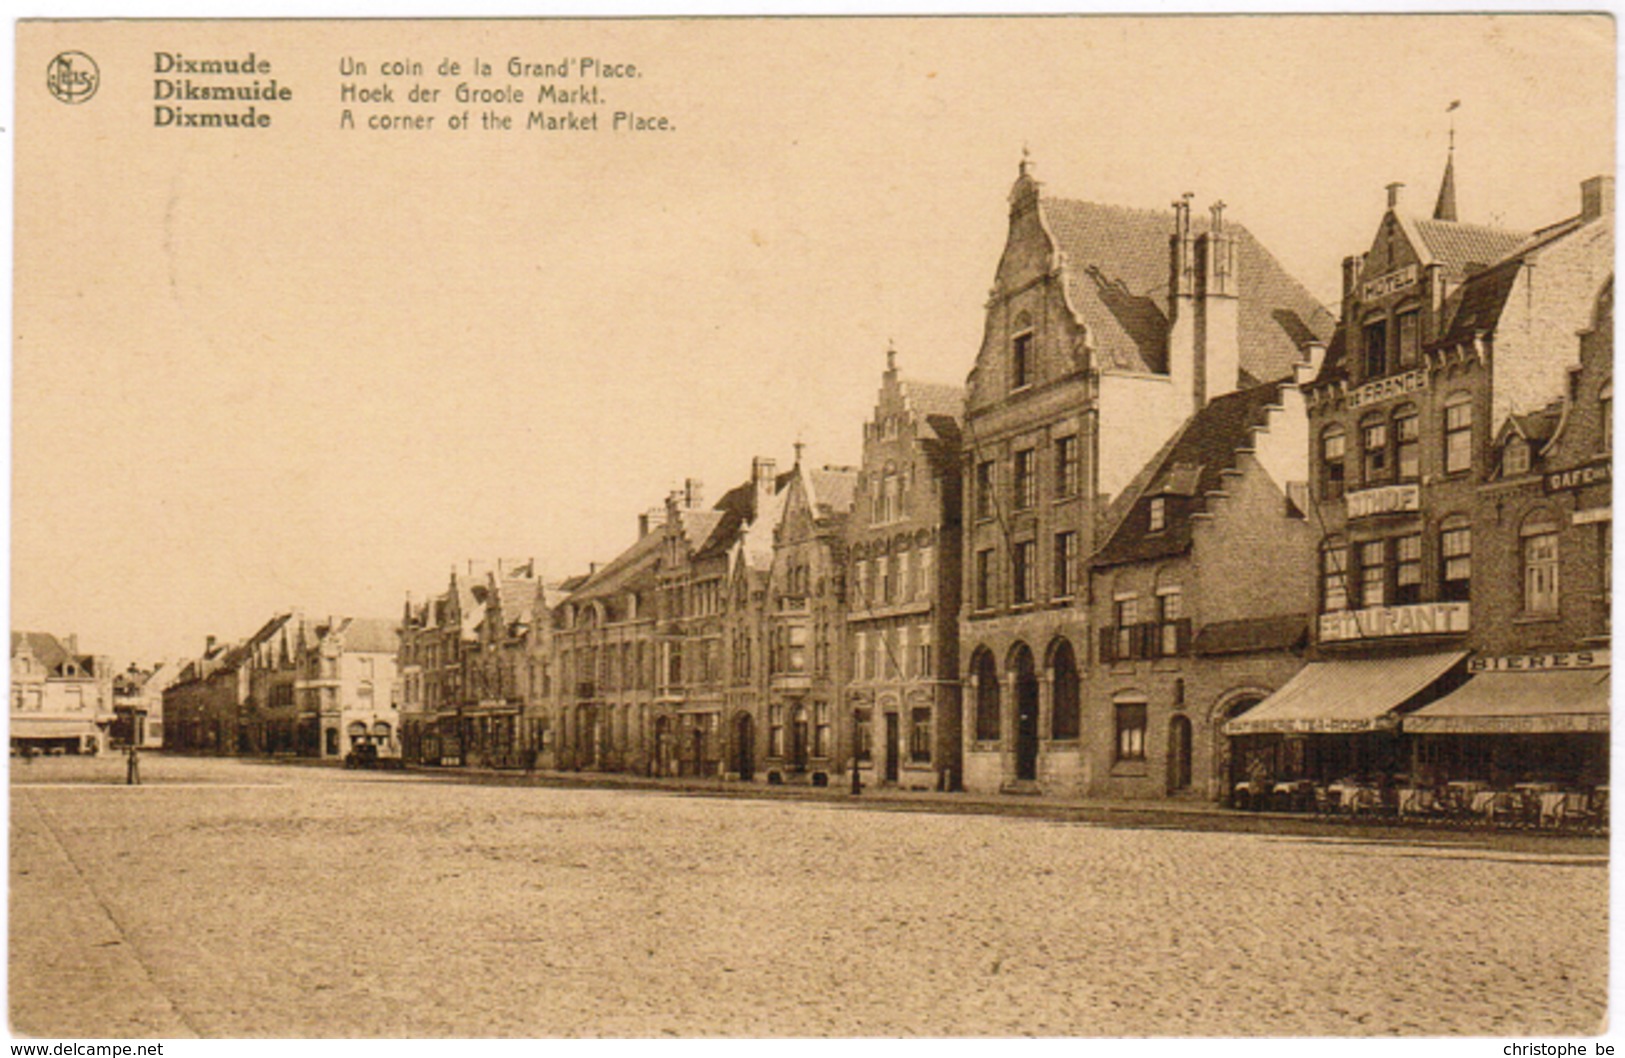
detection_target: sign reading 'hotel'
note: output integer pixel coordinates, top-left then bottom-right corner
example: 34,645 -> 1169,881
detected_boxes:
1360,263 -> 1419,301
1346,483 -> 1421,519
1319,601 -> 1471,642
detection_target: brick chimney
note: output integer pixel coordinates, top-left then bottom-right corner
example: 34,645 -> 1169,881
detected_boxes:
1582,175 -> 1614,220
1386,182 -> 1405,210
1167,193 -> 1198,411
752,456 -> 777,515
683,478 -> 704,509
1196,200 -> 1240,402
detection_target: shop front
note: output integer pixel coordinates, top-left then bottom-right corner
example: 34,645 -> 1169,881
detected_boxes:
1222,650 -> 1468,809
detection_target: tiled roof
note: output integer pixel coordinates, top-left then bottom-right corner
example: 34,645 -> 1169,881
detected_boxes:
695,468 -> 795,562
1193,614 -> 1309,657
1411,217 -> 1531,283
807,466 -> 858,514
1039,197 -> 1333,378
12,631 -> 69,671
1092,378 -> 1288,569
569,528 -> 663,602
338,617 -> 400,655
900,378 -> 964,422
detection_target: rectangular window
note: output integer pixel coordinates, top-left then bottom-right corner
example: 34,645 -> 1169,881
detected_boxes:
1504,439 -> 1530,477
886,629 -> 901,679
1013,449 -> 1036,510
1053,531 -> 1077,598
1012,332 -> 1032,389
1601,525 -> 1611,631
813,702 -> 830,758
769,704 -> 785,757
909,708 -> 932,763
1157,589 -> 1184,656
975,462 -> 994,521
1362,420 -> 1389,484
1322,429 -> 1347,500
918,546 -> 934,600
1396,310 -> 1420,368
1359,540 -> 1386,608
787,625 -> 807,672
1012,541 -> 1034,605
1394,410 -> 1420,482
1445,400 -> 1473,474
1364,320 -> 1387,377
1524,530 -> 1561,613
975,549 -> 994,610
1114,597 -> 1139,660
1055,436 -> 1079,498
1440,524 -> 1471,601
1114,702 -> 1147,762
915,623 -> 933,677
854,632 -> 868,680
1148,497 -> 1167,533
1394,534 -> 1422,605
855,708 -> 872,761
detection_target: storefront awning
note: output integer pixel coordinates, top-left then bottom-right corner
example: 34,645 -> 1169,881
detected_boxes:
1402,668 -> 1609,734
1224,651 -> 1467,735
10,716 -> 104,738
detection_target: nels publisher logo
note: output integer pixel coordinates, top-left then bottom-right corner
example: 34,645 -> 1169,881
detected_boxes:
46,51 -> 99,104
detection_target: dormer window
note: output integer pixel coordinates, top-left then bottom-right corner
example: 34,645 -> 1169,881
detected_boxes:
1504,436 -> 1531,477
1148,497 -> 1167,533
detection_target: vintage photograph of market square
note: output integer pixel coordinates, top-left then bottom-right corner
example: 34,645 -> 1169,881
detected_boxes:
10,14 -> 1613,1039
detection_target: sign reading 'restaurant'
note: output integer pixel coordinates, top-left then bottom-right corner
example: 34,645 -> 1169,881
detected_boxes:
1319,601 -> 1470,642
1346,483 -> 1421,519
1347,367 -> 1429,409
1468,650 -> 1609,672
1544,457 -> 1611,494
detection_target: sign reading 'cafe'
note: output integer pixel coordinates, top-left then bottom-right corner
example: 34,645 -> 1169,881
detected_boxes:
1544,457 -> 1610,494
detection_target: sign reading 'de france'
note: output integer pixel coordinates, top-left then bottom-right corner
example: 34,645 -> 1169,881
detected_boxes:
1346,367 -> 1429,409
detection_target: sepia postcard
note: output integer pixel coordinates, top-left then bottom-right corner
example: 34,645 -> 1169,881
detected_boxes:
9,12 -> 1616,1046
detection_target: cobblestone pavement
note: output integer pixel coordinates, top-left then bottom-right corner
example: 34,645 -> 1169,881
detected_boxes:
10,755 -> 1609,1037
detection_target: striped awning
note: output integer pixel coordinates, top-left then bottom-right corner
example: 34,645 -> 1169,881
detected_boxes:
1225,651 -> 1468,735
1403,668 -> 1609,734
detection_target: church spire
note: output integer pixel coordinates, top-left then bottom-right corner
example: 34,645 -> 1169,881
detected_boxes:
1434,101 -> 1460,222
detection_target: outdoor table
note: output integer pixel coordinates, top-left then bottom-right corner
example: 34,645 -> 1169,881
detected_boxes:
1397,787 -> 1436,816
1470,790 -> 1498,819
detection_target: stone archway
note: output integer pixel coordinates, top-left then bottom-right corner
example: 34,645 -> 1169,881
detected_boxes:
1211,690 -> 1268,801
1009,643 -> 1038,781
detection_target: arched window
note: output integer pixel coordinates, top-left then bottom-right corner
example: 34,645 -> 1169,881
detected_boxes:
1521,512 -> 1561,613
1049,638 -> 1080,740
972,649 -> 1000,741
1320,425 -> 1347,500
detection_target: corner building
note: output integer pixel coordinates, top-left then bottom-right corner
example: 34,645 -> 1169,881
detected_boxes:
1235,166 -> 1612,795
959,158 -> 1333,795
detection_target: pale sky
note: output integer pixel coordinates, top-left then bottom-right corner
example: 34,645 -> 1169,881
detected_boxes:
12,14 -> 1615,665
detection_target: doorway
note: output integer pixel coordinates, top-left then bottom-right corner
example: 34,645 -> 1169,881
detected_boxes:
1012,643 -> 1038,781
884,713 -> 900,783
733,712 -> 754,781
1167,714 -> 1193,792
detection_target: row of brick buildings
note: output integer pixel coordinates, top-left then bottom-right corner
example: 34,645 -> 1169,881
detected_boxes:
160,612 -> 399,760
157,151 -> 1611,803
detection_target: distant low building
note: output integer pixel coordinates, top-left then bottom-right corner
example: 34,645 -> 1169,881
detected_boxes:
11,631 -> 114,755
111,661 -> 172,749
